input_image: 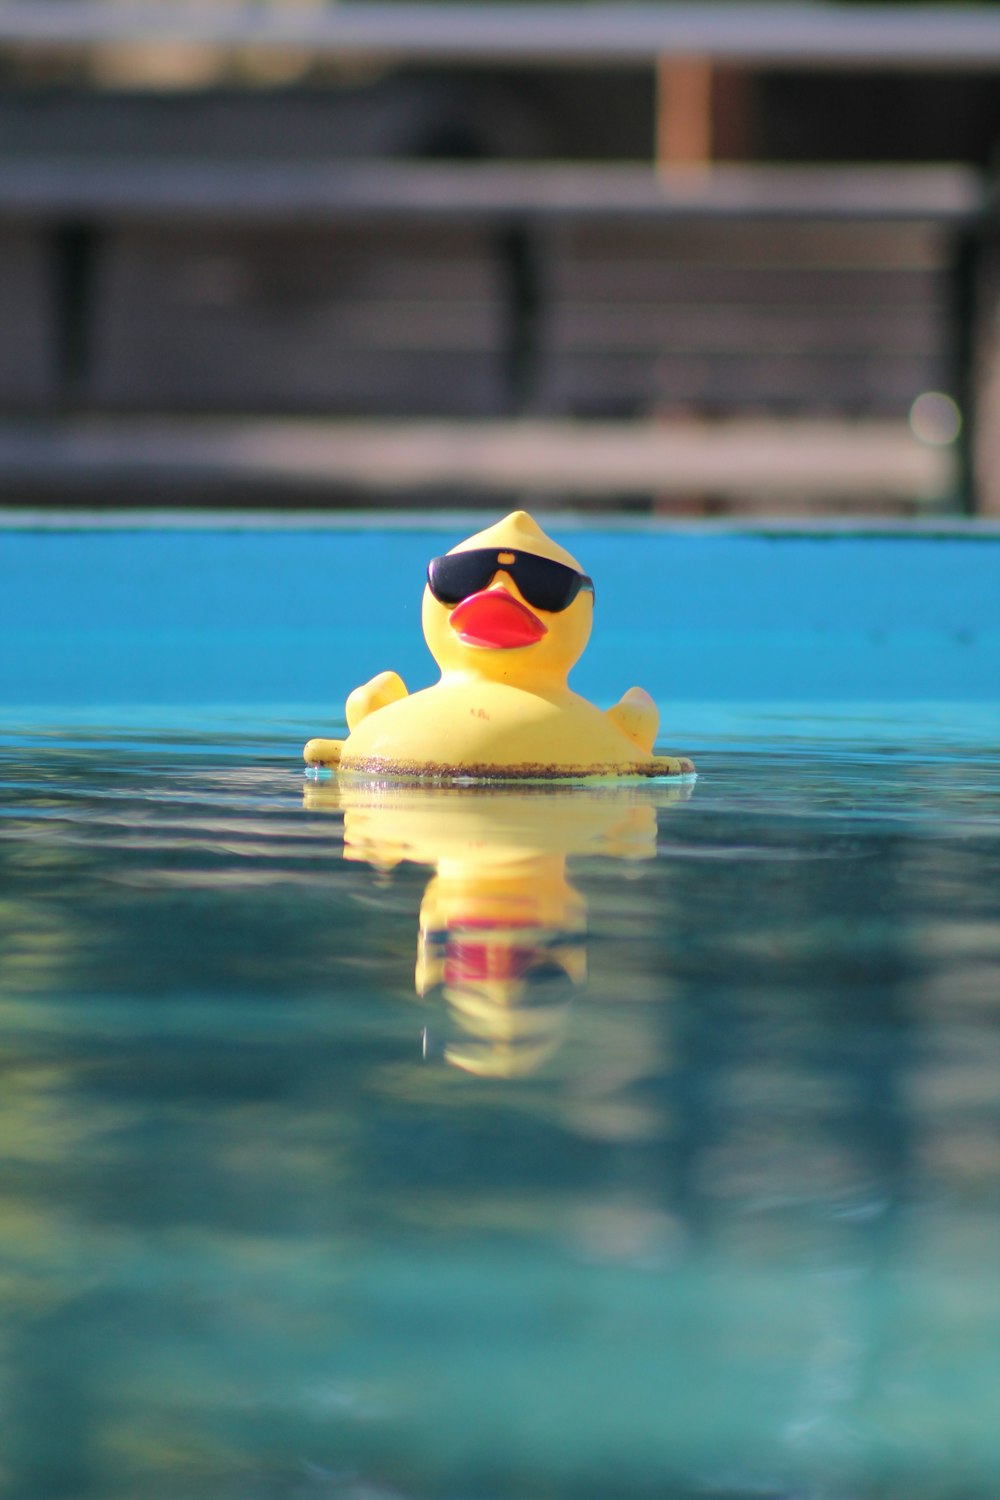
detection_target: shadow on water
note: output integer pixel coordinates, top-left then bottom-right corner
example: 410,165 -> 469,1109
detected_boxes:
0,726 -> 999,1499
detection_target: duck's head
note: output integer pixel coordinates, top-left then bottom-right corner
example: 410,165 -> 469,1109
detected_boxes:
422,511 -> 593,683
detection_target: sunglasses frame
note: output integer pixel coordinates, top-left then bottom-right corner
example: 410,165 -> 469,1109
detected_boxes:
427,548 -> 595,614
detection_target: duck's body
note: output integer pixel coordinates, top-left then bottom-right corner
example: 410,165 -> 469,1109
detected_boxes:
304,511 -> 694,781
333,678 -> 673,779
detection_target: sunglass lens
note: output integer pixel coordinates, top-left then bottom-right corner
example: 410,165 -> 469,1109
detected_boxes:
428,548 -> 592,612
428,553 -> 493,605
514,554 -> 579,612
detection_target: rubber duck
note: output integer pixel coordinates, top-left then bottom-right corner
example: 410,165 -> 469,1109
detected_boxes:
303,510 -> 694,781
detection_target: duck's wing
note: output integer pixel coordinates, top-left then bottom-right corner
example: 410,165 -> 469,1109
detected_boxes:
346,670 -> 409,731
605,686 -> 659,754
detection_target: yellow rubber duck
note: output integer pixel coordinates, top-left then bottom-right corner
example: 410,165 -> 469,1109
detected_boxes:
304,510 -> 694,781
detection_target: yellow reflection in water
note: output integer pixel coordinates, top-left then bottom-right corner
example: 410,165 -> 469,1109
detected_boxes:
304,779 -> 692,1077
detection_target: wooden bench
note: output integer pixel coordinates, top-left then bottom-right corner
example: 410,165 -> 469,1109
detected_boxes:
2,3 -> 1000,68
0,157 -> 978,417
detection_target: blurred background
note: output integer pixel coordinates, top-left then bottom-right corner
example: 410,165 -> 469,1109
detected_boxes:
2,16 -> 1000,1497
2,0 -> 1000,516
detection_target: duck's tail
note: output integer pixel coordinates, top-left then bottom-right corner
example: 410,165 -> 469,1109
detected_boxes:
648,755 -> 696,777
303,738 -> 344,767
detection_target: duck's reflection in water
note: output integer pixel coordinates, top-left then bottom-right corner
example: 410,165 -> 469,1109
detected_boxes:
304,778 -> 693,1076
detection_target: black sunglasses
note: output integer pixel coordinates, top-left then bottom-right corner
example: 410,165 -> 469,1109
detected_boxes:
427,548 -> 595,614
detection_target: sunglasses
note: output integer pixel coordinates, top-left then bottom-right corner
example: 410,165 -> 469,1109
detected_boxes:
427,548 -> 595,614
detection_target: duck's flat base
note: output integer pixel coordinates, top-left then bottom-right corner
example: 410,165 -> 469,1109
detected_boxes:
335,755 -> 695,783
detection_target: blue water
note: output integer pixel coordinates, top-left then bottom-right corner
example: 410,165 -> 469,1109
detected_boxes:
1,521 -> 1000,1498
1,710 -> 999,1499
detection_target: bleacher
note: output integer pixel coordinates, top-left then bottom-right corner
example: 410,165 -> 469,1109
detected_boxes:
0,3 -> 998,511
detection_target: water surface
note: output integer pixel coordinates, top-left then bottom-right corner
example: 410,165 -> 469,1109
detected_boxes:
1,712 -> 999,1500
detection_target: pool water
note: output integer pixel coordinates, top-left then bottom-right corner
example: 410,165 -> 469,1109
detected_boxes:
2,518 -> 1000,1499
2,708 -> 1000,1500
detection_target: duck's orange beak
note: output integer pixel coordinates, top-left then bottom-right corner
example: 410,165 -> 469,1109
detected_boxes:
449,589 -> 547,649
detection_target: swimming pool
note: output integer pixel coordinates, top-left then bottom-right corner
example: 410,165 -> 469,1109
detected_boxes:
1,514 -> 999,1499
